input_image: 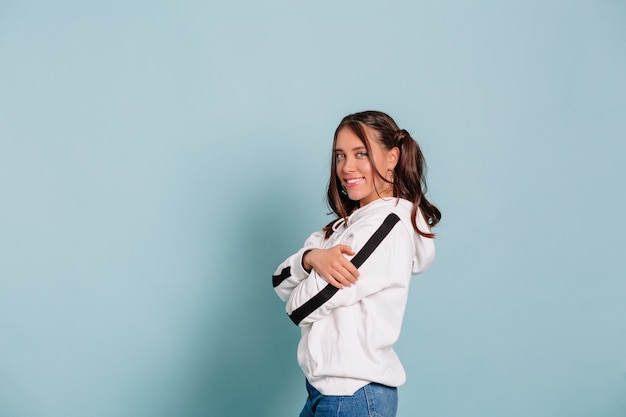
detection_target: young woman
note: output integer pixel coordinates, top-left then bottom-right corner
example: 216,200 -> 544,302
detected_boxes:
272,110 -> 441,417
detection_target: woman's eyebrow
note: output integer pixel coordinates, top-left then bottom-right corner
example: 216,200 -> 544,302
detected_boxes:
334,146 -> 367,152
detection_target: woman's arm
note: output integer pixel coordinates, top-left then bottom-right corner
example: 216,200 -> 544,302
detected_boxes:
302,245 -> 360,289
272,231 -> 325,302
273,232 -> 361,300
286,213 -> 414,326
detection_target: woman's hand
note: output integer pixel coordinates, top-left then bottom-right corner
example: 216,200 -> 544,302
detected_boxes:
303,245 -> 360,289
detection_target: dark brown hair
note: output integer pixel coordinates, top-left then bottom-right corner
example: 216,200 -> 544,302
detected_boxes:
324,110 -> 441,238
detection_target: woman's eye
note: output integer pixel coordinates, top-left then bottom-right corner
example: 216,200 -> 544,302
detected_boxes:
335,154 -> 345,160
357,152 -> 367,158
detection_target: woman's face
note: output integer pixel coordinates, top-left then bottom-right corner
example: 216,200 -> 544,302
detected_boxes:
334,126 -> 398,206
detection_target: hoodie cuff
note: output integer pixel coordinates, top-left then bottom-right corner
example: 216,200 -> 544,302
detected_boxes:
291,248 -> 312,280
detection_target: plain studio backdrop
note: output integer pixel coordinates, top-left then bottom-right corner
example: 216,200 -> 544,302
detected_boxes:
1,1 -> 625,416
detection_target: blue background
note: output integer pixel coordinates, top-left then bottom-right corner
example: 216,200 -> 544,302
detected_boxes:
1,1 -> 625,416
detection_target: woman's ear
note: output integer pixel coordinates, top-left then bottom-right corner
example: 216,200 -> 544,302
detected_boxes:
387,147 -> 400,170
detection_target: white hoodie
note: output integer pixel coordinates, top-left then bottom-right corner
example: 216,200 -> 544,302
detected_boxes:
273,198 -> 435,396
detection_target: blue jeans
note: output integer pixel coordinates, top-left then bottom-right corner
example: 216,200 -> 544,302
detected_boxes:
299,379 -> 398,417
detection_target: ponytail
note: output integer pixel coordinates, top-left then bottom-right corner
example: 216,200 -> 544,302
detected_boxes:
393,129 -> 441,238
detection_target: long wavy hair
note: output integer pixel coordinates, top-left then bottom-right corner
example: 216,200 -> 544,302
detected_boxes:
323,110 -> 441,238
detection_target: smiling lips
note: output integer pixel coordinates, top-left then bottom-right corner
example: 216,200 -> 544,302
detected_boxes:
344,177 -> 365,188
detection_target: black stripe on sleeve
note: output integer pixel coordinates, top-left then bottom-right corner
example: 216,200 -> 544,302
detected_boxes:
272,267 -> 291,288
349,213 -> 400,269
288,285 -> 340,325
288,213 -> 401,325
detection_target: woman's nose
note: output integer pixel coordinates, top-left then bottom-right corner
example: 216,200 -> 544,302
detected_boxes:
342,156 -> 355,172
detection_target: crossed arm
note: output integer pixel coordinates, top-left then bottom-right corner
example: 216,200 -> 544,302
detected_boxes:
273,214 -> 412,326
302,245 -> 360,289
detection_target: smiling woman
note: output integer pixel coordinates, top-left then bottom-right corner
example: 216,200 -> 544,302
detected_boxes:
272,110 -> 441,417
334,125 -> 398,205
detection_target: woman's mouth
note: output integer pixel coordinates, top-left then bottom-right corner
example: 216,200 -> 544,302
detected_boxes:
344,177 -> 364,188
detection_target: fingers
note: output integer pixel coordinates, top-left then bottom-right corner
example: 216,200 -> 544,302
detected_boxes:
343,259 -> 359,280
337,244 -> 356,256
336,248 -> 359,280
340,262 -> 359,284
324,263 -> 359,288
324,274 -> 351,289
330,245 -> 358,277
325,276 -> 344,289
309,245 -> 361,288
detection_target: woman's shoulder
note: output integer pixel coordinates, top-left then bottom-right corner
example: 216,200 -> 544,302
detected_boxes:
351,198 -> 413,224
340,199 -> 411,239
